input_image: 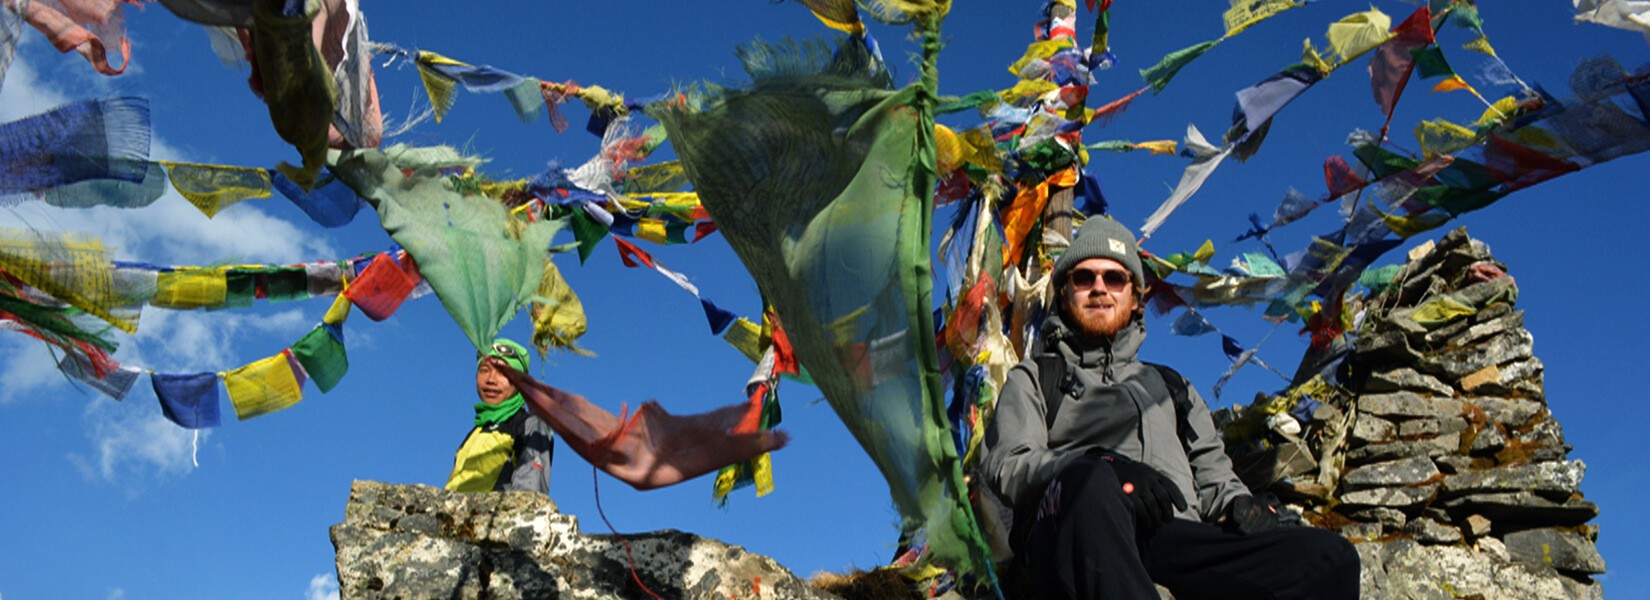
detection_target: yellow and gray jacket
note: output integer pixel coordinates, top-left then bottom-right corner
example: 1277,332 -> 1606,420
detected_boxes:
446,407 -> 554,494
982,315 -> 1248,522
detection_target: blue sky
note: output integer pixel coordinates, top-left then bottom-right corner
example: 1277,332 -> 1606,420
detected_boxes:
1,2 -> 1646,599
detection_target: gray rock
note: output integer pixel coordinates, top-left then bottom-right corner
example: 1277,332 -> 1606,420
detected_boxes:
1433,455 -> 1474,475
331,481 -> 833,600
1505,528 -> 1607,574
1465,515 -> 1493,538
1399,417 -> 1469,438
1440,461 -> 1586,498
1358,330 -> 1422,364
1405,518 -> 1463,545
1345,507 -> 1409,529
1451,310 -> 1525,349
1348,433 -> 1462,465
1468,358 -> 1545,397
1359,392 -> 1464,420
1477,536 -> 1511,563
1340,484 -> 1437,508
1424,303 -> 1512,349
1470,424 -> 1507,455
1473,397 -> 1544,426
1366,368 -> 1456,397
1517,419 -> 1567,450
1341,522 -> 1385,542
1351,414 -> 1398,446
1343,457 -> 1442,491
1419,330 -> 1534,381
1354,539 -> 1601,600
1453,277 -> 1518,311
1438,493 -> 1600,528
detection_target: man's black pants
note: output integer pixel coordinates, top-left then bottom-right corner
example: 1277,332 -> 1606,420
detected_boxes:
1013,456 -> 1360,600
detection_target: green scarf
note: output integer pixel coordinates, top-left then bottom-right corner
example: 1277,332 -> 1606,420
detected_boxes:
473,393 -> 524,427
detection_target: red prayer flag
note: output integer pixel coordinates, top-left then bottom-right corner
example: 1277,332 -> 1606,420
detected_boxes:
1370,7 -> 1435,120
344,252 -> 415,321
613,237 -> 656,269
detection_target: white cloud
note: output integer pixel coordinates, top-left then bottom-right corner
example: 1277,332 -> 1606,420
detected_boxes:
0,335 -> 64,404
68,395 -> 206,486
2,43 -> 338,486
106,587 -> 125,600
306,574 -> 340,600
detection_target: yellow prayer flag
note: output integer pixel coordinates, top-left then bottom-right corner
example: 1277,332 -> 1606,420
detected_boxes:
323,292 -> 352,326
752,451 -> 775,496
1136,140 -> 1179,155
959,127 -> 1004,173
1193,239 -> 1216,263
1224,0 -> 1301,38
529,260 -> 591,356
1325,8 -> 1393,67
1380,209 -> 1450,239
722,318 -> 764,364
415,51 -> 461,123
152,267 -> 228,309
0,229 -> 136,333
1008,40 -> 1068,77
999,79 -> 1059,106
225,351 -> 303,420
637,218 -> 668,244
1302,39 -> 1333,75
1415,119 -> 1478,158
162,161 -> 272,218
1462,35 -> 1497,57
1475,96 -> 1522,127
935,124 -> 963,173
804,0 -> 863,35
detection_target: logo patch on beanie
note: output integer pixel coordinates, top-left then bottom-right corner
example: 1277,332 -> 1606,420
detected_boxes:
1109,238 -> 1127,254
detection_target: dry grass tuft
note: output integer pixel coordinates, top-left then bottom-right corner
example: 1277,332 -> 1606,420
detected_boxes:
808,568 -> 923,600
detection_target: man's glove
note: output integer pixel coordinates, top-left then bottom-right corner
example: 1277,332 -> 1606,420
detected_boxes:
1224,495 -> 1279,535
1101,455 -> 1187,529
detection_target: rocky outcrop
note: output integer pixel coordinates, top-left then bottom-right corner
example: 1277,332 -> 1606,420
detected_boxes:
1219,228 -> 1605,599
330,480 -> 834,600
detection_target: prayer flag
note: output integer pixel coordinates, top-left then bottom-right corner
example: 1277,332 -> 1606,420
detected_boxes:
291,324 -> 348,393
343,252 -> 414,321
225,350 -> 304,420
153,372 -> 222,429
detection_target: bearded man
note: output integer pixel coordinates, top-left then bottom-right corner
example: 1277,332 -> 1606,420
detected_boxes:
982,217 -> 1359,599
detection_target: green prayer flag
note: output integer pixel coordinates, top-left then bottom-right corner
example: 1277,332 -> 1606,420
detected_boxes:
657,31 -> 995,580
1409,45 -> 1455,80
1140,39 -> 1220,93
292,324 -> 349,393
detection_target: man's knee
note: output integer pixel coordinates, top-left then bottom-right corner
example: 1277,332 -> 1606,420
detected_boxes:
1056,455 -> 1130,507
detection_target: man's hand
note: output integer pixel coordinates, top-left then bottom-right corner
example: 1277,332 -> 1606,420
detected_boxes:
1224,495 -> 1279,535
1102,455 -> 1187,529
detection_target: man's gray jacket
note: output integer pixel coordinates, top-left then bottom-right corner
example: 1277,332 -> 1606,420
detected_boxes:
982,314 -> 1249,522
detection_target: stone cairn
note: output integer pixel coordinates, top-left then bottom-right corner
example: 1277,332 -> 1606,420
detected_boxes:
330,480 -> 835,600
1218,228 -> 1604,599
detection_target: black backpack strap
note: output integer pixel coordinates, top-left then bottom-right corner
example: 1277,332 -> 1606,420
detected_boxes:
1035,351 -> 1065,430
1146,362 -> 1195,450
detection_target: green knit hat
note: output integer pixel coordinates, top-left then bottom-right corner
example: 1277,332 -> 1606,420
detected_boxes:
478,338 -> 530,373
1051,216 -> 1145,290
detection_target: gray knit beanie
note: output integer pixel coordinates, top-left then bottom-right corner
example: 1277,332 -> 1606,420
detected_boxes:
1051,216 -> 1145,290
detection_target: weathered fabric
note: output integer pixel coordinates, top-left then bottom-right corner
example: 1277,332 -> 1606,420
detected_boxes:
0,97 -> 149,193
330,144 -> 558,350
497,365 -> 788,491
656,30 -> 994,577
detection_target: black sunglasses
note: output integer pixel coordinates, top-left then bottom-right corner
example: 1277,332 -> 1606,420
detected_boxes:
1069,267 -> 1131,293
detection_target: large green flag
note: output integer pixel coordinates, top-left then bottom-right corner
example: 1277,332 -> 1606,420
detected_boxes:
657,22 -> 994,579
